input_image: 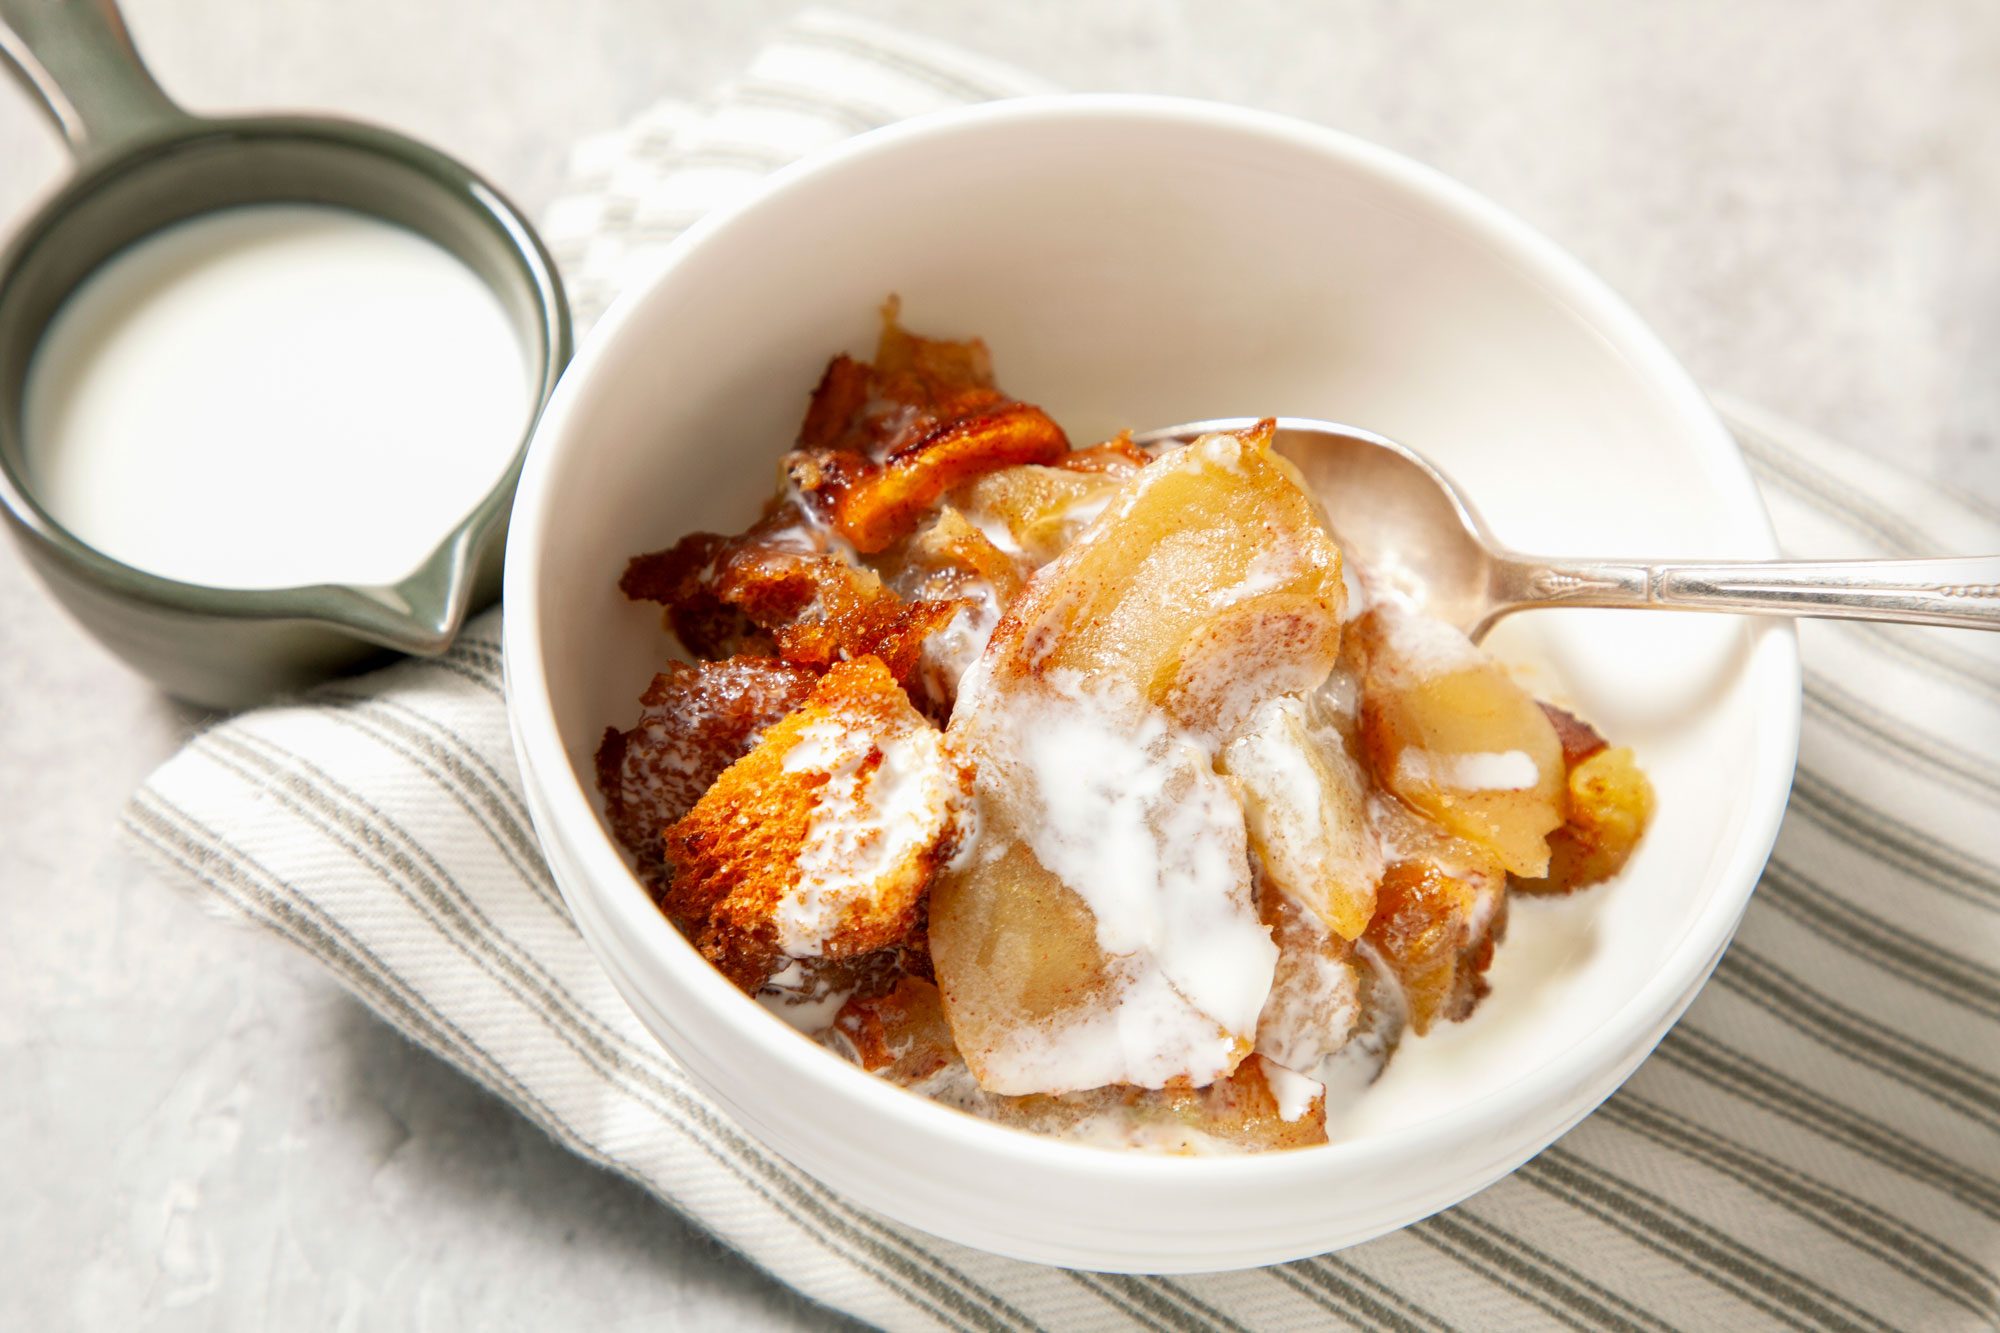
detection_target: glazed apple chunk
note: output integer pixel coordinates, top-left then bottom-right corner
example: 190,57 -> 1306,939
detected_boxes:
929,422 -> 1346,1095
1353,605 -> 1566,878
1516,705 -> 1656,894
1222,694 -> 1381,942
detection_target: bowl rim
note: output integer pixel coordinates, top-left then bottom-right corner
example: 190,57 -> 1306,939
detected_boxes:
503,92 -> 1803,1186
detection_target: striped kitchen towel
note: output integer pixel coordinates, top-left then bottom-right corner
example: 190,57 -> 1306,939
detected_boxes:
124,10 -> 2000,1331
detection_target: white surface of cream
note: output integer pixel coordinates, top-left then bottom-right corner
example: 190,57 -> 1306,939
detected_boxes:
1395,748 -> 1542,792
22,204 -> 530,590
918,581 -> 1000,705
1368,602 -> 1483,681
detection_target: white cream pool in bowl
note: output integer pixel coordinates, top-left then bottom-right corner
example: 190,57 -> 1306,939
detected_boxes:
503,96 -> 1801,1272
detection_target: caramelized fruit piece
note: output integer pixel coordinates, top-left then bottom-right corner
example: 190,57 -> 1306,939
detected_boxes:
664,657 -> 967,991
1055,432 -> 1150,476
884,506 -> 1024,606
988,1054 -> 1328,1152
1135,1055 -> 1327,1151
827,402 -> 1070,553
1516,746 -> 1655,894
1364,861 -> 1479,1035
594,656 -> 818,891
1166,594 -> 1353,747
952,463 -> 1126,567
1223,696 -> 1380,940
787,302 -> 1069,553
996,422 -> 1344,713
1364,794 -> 1508,1034
931,423 -> 1343,1095
1353,606 -> 1564,877
1360,786 -> 1510,1026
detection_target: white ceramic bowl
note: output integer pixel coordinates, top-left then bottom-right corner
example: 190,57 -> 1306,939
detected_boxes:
503,96 -> 1800,1272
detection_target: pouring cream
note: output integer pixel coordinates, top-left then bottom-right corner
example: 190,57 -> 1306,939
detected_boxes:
21,203 -> 529,590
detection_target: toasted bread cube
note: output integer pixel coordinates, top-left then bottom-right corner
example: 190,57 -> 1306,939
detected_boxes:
619,516 -> 961,689
1540,701 -> 1609,769
595,656 -> 819,891
1361,849 -> 1508,1036
789,302 -> 1070,553
663,657 -> 967,991
1515,745 -> 1655,894
831,402 -> 1070,552
833,974 -> 962,1087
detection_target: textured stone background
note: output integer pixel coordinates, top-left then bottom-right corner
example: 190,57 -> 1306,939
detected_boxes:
2,2 -> 1995,1328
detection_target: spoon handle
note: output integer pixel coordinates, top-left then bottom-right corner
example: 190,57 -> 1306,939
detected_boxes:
1491,555 -> 2000,631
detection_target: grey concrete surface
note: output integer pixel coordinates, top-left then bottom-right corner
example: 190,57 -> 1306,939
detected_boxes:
2,2 -> 1995,1328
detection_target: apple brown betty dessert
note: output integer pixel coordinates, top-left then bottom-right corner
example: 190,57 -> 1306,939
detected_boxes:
597,303 -> 1654,1154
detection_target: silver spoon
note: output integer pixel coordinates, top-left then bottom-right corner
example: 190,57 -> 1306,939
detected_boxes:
1133,417 -> 1999,641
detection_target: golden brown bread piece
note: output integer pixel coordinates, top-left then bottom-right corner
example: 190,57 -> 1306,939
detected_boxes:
663,657 -> 968,992
594,656 -> 818,893
834,972 -> 963,1087
1362,857 -> 1508,1036
619,509 -> 961,689
619,302 -> 1064,672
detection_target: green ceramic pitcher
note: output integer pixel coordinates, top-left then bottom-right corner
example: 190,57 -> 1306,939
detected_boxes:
0,0 -> 570,708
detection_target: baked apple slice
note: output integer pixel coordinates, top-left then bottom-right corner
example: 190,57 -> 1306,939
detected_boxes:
930,422 -> 1346,1095
1222,695 -> 1380,941
1352,605 -> 1565,877
1515,744 -> 1655,894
